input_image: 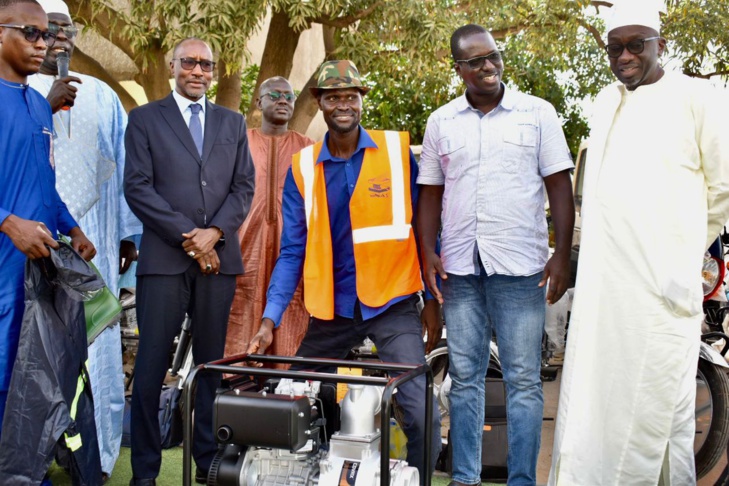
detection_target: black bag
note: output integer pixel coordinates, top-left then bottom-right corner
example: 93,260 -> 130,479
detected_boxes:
121,384 -> 183,449
159,385 -> 184,449
0,243 -> 102,484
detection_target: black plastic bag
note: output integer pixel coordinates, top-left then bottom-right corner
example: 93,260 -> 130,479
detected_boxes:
0,242 -> 102,485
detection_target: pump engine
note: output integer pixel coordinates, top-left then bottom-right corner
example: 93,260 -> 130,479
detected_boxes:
208,379 -> 418,486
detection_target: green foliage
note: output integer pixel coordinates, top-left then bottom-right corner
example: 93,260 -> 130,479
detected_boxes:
72,0 -> 729,147
330,0 -> 614,151
361,59 -> 458,144
72,0 -> 265,72
663,0 -> 729,80
209,64 -> 261,113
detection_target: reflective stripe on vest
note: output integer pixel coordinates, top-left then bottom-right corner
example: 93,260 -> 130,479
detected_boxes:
298,131 -> 412,243
299,144 -> 316,230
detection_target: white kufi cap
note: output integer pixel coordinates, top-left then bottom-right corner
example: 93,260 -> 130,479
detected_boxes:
36,0 -> 71,17
606,0 -> 666,34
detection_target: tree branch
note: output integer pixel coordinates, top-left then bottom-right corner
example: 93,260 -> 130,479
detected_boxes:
65,0 -> 137,62
591,1 -> 614,8
686,69 -> 729,79
289,25 -> 337,134
576,17 -> 605,48
491,25 -> 530,40
313,1 -> 385,29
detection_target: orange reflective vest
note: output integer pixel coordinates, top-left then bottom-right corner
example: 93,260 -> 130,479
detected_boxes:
291,130 -> 423,320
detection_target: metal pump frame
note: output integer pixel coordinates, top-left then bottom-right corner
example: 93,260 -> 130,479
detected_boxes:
181,353 -> 434,486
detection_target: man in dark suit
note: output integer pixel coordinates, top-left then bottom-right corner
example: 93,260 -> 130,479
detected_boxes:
123,37 -> 255,486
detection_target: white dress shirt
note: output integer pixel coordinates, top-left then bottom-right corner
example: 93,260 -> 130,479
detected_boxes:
172,89 -> 206,139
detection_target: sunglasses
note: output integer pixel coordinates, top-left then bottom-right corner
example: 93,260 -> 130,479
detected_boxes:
0,24 -> 56,46
263,91 -> 296,101
173,57 -> 216,73
47,23 -> 79,39
455,51 -> 502,70
605,37 -> 661,58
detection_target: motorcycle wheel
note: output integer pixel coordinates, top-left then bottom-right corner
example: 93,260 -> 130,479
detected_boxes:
694,358 -> 729,479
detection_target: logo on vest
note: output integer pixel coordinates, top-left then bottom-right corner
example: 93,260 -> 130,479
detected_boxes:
368,176 -> 390,197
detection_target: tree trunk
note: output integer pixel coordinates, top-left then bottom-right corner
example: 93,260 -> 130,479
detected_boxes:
70,46 -> 138,112
288,25 -> 337,135
288,73 -> 320,134
136,48 -> 172,102
215,60 -> 242,112
246,8 -> 303,125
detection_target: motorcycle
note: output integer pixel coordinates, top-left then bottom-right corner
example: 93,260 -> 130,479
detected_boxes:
695,234 -> 729,479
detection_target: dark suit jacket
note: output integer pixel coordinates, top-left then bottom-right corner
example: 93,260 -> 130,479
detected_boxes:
123,93 -> 255,275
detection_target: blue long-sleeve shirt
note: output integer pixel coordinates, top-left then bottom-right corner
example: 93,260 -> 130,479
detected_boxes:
1,82 -> 77,390
263,127 -> 421,326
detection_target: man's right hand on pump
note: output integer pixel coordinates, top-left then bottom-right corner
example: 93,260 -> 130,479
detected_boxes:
0,215 -> 59,259
246,318 -> 275,363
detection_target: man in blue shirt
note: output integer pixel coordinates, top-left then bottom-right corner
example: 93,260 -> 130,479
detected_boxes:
247,60 -> 441,482
0,0 -> 94,436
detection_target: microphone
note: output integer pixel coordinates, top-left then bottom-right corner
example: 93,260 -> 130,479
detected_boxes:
56,51 -> 72,137
57,51 -> 69,78
56,51 -> 71,112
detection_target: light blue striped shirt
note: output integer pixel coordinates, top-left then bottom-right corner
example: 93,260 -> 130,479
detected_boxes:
418,86 -> 573,276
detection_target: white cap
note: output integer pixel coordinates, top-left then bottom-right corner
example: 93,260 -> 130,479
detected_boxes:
36,0 -> 71,18
606,0 -> 665,35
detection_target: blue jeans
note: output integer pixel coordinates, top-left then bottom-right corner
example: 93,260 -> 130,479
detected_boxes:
443,271 -> 545,486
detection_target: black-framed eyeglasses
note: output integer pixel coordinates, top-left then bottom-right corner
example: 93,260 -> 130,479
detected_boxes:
605,36 -> 661,58
263,91 -> 296,102
173,57 -> 216,72
0,24 -> 56,46
47,23 -> 78,39
455,51 -> 502,70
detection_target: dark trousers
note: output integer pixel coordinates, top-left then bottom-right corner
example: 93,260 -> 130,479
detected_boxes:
130,265 -> 236,479
293,295 -> 441,481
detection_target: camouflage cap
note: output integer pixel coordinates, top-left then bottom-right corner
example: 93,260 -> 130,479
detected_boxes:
309,60 -> 370,96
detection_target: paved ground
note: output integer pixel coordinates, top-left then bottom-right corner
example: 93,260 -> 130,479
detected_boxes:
536,369 -> 727,486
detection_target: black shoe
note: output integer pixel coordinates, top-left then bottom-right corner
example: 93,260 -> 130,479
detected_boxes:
447,482 -> 481,486
195,467 -> 208,484
129,479 -> 156,486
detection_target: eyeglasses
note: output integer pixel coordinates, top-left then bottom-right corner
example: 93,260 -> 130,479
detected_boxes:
455,51 -> 502,70
263,91 -> 295,102
47,23 -> 78,39
173,57 -> 216,73
0,24 -> 56,46
605,37 -> 661,58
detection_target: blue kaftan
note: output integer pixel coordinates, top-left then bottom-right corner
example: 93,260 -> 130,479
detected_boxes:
0,80 -> 77,429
